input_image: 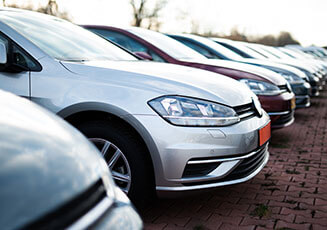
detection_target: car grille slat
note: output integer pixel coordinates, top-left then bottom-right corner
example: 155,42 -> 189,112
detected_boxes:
182,144 -> 268,186
227,148 -> 266,176
278,85 -> 289,93
22,179 -> 107,230
234,102 -> 257,120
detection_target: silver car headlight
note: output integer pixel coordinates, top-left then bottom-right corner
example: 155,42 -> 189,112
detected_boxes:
239,79 -> 281,96
280,73 -> 305,84
148,96 -> 240,126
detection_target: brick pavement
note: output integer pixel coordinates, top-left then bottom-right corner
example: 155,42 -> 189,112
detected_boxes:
141,88 -> 327,230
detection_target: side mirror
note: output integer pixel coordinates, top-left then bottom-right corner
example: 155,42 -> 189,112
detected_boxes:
0,42 -> 7,65
133,51 -> 153,61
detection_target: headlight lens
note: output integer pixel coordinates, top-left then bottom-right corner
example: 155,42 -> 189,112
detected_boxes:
280,73 -> 304,84
308,74 -> 320,82
239,79 -> 281,96
148,96 -> 240,126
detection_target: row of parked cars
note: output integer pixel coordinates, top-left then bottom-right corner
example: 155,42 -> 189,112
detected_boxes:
0,8 -> 326,229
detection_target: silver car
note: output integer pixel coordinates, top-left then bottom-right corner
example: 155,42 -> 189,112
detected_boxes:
0,90 -> 142,230
0,8 -> 270,202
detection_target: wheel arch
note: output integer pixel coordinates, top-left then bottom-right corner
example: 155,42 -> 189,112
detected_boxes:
57,102 -> 160,188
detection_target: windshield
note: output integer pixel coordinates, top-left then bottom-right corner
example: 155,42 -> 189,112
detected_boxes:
263,46 -> 291,59
0,10 -> 137,61
278,48 -> 297,58
185,35 -> 244,61
246,44 -> 278,59
224,41 -> 267,59
127,27 -> 206,60
279,47 -> 308,59
238,44 -> 268,59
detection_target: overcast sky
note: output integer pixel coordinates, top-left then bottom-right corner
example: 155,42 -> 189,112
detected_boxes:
3,0 -> 327,46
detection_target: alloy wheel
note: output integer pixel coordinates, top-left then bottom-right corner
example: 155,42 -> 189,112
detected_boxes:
89,138 -> 131,193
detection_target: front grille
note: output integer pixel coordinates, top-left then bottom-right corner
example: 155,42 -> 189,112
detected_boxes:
292,84 -> 310,95
234,102 -> 257,120
23,179 -> 107,230
278,85 -> 290,93
182,144 -> 268,186
274,110 -> 294,126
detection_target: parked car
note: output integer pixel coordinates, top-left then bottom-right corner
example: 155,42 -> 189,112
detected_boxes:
0,9 -> 271,201
245,43 -> 325,82
294,45 -> 327,61
0,90 -> 142,230
211,38 -> 322,96
256,44 -> 327,84
278,46 -> 327,70
168,34 -> 311,109
83,25 -> 295,128
212,38 -> 322,96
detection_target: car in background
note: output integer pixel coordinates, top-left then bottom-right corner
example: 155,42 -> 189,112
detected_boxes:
244,43 -> 326,82
278,46 -> 327,69
84,25 -> 296,128
294,45 -> 327,61
169,34 -> 311,109
256,44 -> 327,83
211,38 -> 321,96
0,90 -> 142,230
0,8 -> 271,200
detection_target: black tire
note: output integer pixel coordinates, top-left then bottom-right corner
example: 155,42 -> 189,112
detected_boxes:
76,120 -> 155,208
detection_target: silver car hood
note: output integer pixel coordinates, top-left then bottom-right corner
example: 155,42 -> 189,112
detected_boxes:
0,91 -> 111,229
182,58 -> 287,85
61,60 -> 255,106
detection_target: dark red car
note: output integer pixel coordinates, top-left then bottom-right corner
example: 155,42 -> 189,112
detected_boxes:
83,25 -> 296,128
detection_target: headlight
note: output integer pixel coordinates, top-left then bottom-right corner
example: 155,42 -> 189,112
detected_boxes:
280,73 -> 304,84
148,96 -> 240,126
308,75 -> 320,82
239,79 -> 281,96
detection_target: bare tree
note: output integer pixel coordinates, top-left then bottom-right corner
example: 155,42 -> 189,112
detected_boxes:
44,0 -> 58,15
276,31 -> 299,46
129,0 -> 167,30
255,34 -> 277,46
211,28 -> 300,46
6,0 -> 71,21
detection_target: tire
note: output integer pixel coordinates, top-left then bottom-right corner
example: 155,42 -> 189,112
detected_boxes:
76,120 -> 155,208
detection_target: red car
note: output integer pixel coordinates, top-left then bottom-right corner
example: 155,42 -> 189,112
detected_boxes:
83,25 -> 296,128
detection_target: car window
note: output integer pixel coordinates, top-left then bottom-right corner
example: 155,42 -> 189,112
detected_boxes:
175,38 -> 222,59
180,35 -> 244,61
218,42 -> 252,58
88,28 -> 166,62
127,27 -> 207,60
0,33 -> 39,70
242,45 -> 269,59
0,11 -> 137,62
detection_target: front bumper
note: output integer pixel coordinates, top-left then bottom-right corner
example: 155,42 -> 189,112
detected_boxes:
290,82 -> 311,108
258,92 -> 295,128
308,78 -> 322,96
133,110 -> 270,193
268,110 -> 295,129
295,96 -> 310,108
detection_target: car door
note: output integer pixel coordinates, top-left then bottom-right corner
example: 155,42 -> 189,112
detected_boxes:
0,33 -> 32,98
